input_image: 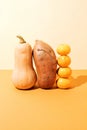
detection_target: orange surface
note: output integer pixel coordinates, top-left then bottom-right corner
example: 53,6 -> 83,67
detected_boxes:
0,70 -> 87,130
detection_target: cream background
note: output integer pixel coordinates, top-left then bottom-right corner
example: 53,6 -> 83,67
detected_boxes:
0,0 -> 87,69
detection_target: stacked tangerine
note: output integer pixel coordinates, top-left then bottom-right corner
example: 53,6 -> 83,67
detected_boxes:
56,44 -> 72,89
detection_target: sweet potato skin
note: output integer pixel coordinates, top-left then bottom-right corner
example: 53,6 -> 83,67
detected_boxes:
33,40 -> 57,88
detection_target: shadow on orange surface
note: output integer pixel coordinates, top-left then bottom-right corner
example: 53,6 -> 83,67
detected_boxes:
71,75 -> 87,88
24,75 -> 87,90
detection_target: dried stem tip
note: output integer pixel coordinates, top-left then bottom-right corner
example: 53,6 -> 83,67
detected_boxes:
17,35 -> 26,43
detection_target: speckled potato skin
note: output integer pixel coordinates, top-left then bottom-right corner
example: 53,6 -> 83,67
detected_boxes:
33,40 -> 57,89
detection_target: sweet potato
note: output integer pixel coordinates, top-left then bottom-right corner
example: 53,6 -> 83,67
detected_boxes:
33,40 -> 57,89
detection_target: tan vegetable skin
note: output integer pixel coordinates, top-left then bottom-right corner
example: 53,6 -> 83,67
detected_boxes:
12,36 -> 37,89
33,40 -> 57,89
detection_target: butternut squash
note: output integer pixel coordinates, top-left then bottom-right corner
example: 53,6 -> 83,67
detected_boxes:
12,35 -> 37,89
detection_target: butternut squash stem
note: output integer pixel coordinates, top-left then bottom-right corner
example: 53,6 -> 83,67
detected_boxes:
17,35 -> 26,43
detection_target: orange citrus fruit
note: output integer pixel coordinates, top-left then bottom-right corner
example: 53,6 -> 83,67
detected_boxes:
57,55 -> 71,67
57,78 -> 71,89
56,44 -> 71,55
58,67 -> 72,78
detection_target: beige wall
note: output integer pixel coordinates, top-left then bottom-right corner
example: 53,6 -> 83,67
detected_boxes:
0,0 -> 87,69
